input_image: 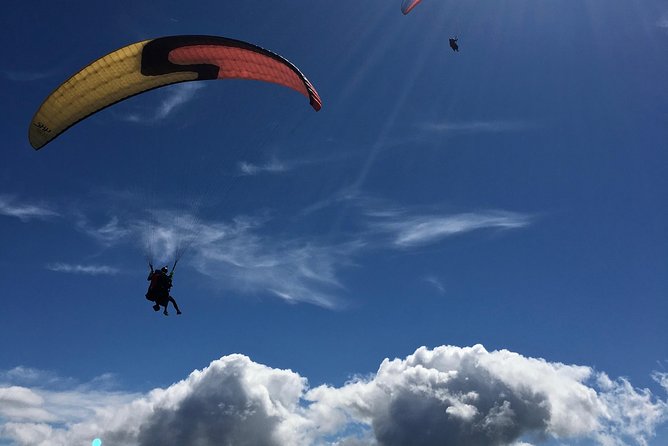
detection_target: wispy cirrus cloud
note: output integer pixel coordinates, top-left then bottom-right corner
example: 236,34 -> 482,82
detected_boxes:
195,231 -> 362,309
301,190 -> 532,250
423,275 -> 446,294
421,119 -> 530,133
122,83 -> 205,124
1,69 -> 57,82
67,206 -> 359,309
64,192 -> 532,308
0,195 -> 59,222
658,14 -> 668,29
238,158 -> 290,176
2,345 -> 666,446
237,153 -> 343,177
75,215 -> 132,246
0,367 -> 118,393
299,184 -> 363,216
371,210 -> 532,247
144,196 -> 530,306
0,367 -> 76,390
45,263 -> 120,276
653,372 -> 668,393
139,211 -> 361,309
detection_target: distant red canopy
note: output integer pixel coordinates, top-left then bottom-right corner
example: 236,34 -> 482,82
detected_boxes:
401,0 -> 423,15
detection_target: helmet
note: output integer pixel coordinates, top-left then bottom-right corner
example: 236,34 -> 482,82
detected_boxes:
161,266 -> 169,272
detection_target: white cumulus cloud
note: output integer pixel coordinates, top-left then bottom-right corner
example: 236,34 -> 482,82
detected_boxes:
2,345 -> 666,446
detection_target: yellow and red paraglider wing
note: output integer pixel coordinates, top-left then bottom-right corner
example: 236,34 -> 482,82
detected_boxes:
29,35 -> 321,150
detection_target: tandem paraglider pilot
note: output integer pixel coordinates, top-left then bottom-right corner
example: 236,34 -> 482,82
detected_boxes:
146,264 -> 182,316
449,37 -> 459,52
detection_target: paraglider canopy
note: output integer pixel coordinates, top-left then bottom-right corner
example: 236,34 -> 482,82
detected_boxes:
401,0 -> 423,15
29,35 -> 322,150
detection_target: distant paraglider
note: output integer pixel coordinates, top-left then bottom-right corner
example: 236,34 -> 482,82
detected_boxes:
400,1 -> 462,54
28,35 -> 322,150
401,0 -> 423,15
449,37 -> 459,52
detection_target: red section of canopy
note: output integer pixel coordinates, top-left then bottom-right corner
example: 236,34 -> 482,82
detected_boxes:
169,45 -> 321,110
401,0 -> 422,15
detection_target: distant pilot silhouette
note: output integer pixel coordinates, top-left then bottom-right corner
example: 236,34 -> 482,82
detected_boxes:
449,37 -> 459,52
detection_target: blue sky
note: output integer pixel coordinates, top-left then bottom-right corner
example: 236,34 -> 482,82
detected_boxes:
1,1 -> 667,445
